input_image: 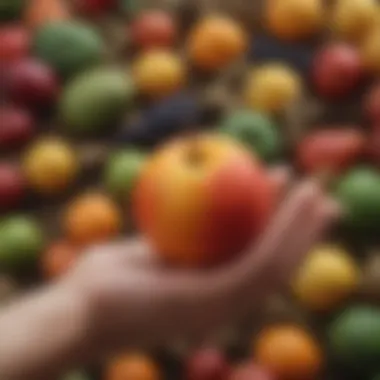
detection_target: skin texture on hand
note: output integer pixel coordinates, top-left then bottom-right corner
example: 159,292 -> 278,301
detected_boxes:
0,175 -> 339,380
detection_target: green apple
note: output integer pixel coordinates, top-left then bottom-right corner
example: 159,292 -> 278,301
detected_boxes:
104,149 -> 146,200
219,110 -> 282,162
0,216 -> 45,269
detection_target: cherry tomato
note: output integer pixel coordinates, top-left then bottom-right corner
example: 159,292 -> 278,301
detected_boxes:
0,24 -> 30,64
296,128 -> 366,174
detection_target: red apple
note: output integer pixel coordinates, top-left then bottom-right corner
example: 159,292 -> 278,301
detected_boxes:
364,82 -> 380,124
133,134 -> 276,268
312,43 -> 363,99
230,363 -> 275,380
186,348 -> 231,380
0,106 -> 35,149
0,24 -> 31,64
0,163 -> 26,212
296,128 -> 366,174
7,58 -> 59,108
74,0 -> 116,16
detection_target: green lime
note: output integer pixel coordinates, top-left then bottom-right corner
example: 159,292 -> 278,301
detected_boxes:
219,110 -> 282,162
60,68 -> 134,135
104,149 -> 146,200
34,21 -> 104,78
0,0 -> 25,21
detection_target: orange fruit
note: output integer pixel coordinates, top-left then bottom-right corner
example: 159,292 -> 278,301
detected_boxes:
187,16 -> 247,71
106,353 -> 161,380
63,193 -> 122,245
254,325 -> 323,380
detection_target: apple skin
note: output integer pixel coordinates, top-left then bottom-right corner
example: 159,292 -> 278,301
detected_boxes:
133,134 -> 276,268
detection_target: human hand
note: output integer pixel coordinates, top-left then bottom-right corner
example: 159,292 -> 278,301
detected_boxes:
60,172 -> 339,362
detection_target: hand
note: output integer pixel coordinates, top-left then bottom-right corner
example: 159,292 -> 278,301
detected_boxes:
60,173 -> 339,362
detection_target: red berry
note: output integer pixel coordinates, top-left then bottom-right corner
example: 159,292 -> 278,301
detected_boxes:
75,0 -> 116,16
364,82 -> 380,124
7,58 -> 59,108
0,24 -> 31,64
131,10 -> 177,50
185,348 -> 231,380
0,163 -> 26,212
230,363 -> 275,380
312,43 -> 363,99
0,106 -> 35,150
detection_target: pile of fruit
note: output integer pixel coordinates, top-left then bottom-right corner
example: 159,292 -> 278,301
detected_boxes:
1,0 -> 380,379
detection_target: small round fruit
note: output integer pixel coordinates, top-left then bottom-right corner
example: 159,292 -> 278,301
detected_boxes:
130,10 -> 177,50
312,43 -> 363,99
185,348 -> 231,380
106,353 -> 161,380
0,24 -> 30,64
74,0 -> 116,16
335,167 -> 380,230
230,363 -> 274,380
34,21 -> 104,78
254,325 -> 323,380
104,149 -> 146,200
360,26 -> 380,75
0,216 -> 45,269
23,138 -> 78,195
63,193 -> 122,245
244,64 -> 302,113
41,240 -> 79,279
219,110 -> 282,162
60,68 -> 134,135
364,82 -> 380,123
7,58 -> 59,108
328,306 -> 380,371
296,128 -> 366,174
187,16 -> 247,71
330,0 -> 378,42
0,106 -> 35,149
0,0 -> 26,21
0,163 -> 25,212
265,0 -> 325,41
132,50 -> 186,98
293,245 -> 360,311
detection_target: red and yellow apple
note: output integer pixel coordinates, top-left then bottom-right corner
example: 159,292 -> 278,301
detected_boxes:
133,134 -> 276,268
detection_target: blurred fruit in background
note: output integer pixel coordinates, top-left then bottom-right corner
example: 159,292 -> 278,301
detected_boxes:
254,325 -> 323,380
63,192 -> 122,245
33,21 -> 104,79
293,244 -> 360,312
185,347 -> 231,380
0,106 -> 35,150
0,24 -> 30,64
0,275 -> 18,304
296,128 -> 366,174
62,371 -> 89,380
22,138 -> 79,195
74,0 -> 117,17
360,252 -> 380,303
7,58 -> 59,108
335,167 -> 380,231
60,68 -> 134,135
311,43 -> 363,99
265,0 -> 325,41
367,130 -> 380,167
0,0 -> 26,21
24,0 -> 69,30
244,64 -> 302,113
328,306 -> 380,373
364,82 -> 380,124
360,26 -> 380,75
0,216 -> 45,270
219,110 -> 282,162
104,149 -> 146,200
134,134 -> 276,267
106,353 -> 161,380
187,16 -> 247,71
41,240 -> 80,279
130,10 -> 177,50
230,362 -> 274,380
330,0 -> 378,42
0,163 -> 26,212
132,50 -> 186,98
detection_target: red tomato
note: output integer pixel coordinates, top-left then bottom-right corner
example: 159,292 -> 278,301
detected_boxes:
312,43 -> 363,99
130,10 -> 177,50
0,25 -> 30,64
364,82 -> 380,124
0,163 -> 26,211
297,128 -> 366,174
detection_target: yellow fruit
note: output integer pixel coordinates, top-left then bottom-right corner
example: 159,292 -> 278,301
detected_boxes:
330,0 -> 379,42
265,0 -> 325,41
360,26 -> 380,75
132,49 -> 186,98
23,138 -> 78,195
244,64 -> 302,113
293,245 -> 360,311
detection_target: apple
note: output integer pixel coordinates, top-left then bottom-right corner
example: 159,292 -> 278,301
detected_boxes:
0,163 -> 26,212
185,348 -> 231,380
230,363 -> 274,380
0,24 -> 30,64
133,134 -> 276,268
